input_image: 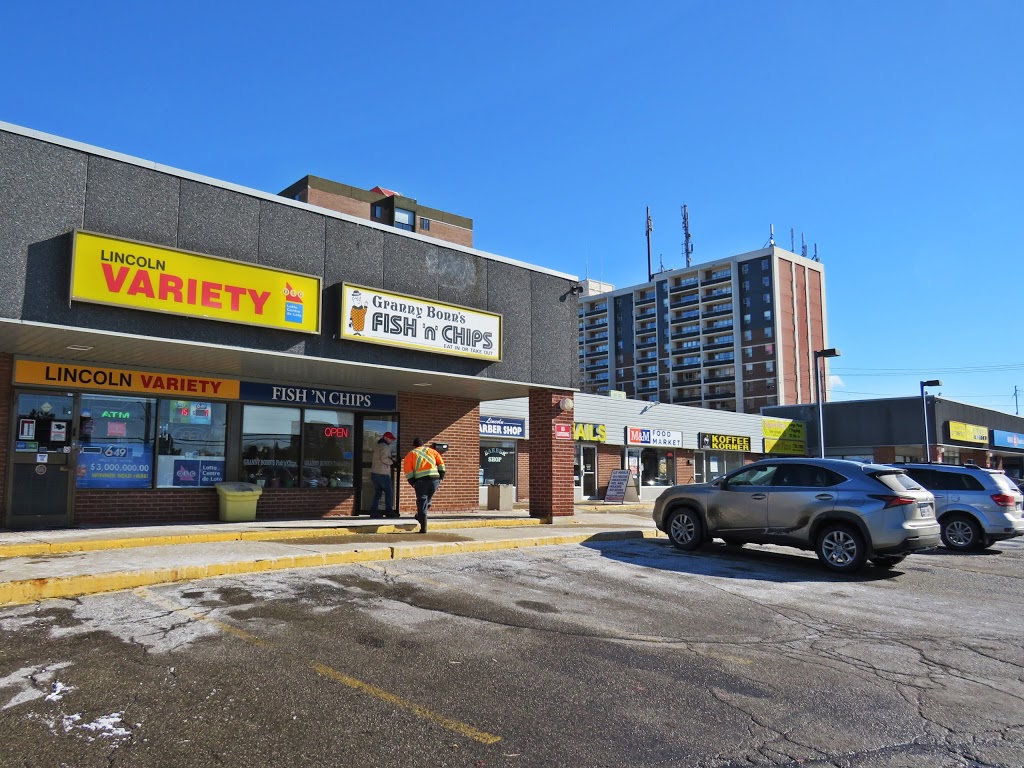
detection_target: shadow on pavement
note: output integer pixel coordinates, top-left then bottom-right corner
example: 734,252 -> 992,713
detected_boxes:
581,537 -> 905,584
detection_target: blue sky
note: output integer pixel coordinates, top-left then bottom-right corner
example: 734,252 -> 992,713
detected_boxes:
2,2 -> 1022,412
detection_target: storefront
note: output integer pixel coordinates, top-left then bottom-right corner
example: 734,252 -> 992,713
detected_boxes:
0,121 -> 580,527
573,422 -> 607,500
478,416 -> 524,504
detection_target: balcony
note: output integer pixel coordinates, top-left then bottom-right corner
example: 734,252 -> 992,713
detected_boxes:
670,278 -> 699,292
674,394 -> 703,404
704,320 -> 733,332
585,362 -> 609,371
637,383 -> 658,394
673,360 -> 702,371
704,340 -> 734,352
702,271 -> 731,285
705,389 -> 736,400
670,295 -> 700,309
704,373 -> 735,383
705,354 -> 735,366
704,287 -> 732,300
637,338 -> 658,350
583,319 -> 608,330
671,328 -> 701,340
635,308 -> 657,320
634,292 -> 657,305
701,306 -> 733,319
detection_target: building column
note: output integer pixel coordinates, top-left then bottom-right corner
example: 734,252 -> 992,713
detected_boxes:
528,388 -> 575,519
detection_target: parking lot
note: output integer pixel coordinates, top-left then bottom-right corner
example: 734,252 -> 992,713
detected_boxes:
1,535 -> 1023,767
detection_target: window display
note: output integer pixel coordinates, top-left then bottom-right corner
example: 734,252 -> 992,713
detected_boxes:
480,441 -> 516,486
76,395 -> 155,489
302,410 -> 354,488
640,447 -> 675,486
156,400 -> 227,487
241,406 -> 301,488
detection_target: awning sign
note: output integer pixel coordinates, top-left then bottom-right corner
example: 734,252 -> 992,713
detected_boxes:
479,417 -> 526,438
992,430 -> 1024,450
341,283 -> 501,361
14,360 -> 240,399
573,423 -> 607,442
71,231 -> 321,333
699,433 -> 752,451
948,420 -> 989,445
238,382 -> 396,411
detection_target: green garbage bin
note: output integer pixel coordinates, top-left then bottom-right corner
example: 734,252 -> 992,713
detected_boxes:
216,482 -> 262,522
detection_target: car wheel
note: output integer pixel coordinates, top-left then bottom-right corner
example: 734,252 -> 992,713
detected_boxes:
816,524 -> 867,573
721,538 -> 745,547
667,508 -> 703,551
940,514 -> 983,551
870,555 -> 907,569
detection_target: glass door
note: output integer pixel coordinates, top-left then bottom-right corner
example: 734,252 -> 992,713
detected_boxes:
8,391 -> 76,528
358,416 -> 399,515
580,445 -> 597,498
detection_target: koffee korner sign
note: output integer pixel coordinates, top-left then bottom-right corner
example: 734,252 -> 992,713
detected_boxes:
341,283 -> 501,361
71,231 -> 321,333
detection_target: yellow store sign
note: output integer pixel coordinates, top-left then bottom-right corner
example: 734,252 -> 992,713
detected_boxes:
762,418 -> 806,455
15,360 -> 240,399
948,420 -> 989,445
71,231 -> 321,333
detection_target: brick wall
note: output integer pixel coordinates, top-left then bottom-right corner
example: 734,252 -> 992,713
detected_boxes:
427,220 -> 473,248
0,353 -> 10,522
397,392 -> 480,513
873,446 -> 896,464
516,440 -> 530,501
676,449 -> 696,484
528,389 -> 575,517
73,488 -> 357,525
307,188 -> 372,220
596,443 -> 621,498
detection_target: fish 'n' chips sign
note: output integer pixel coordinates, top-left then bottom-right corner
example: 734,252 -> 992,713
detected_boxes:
341,283 -> 502,361
71,231 -> 321,333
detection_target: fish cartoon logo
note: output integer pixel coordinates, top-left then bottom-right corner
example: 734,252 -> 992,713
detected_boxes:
284,283 -> 305,324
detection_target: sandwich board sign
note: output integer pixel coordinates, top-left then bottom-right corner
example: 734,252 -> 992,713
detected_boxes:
605,469 -> 639,504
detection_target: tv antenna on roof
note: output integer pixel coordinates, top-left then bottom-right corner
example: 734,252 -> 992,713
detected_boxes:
681,205 -> 693,267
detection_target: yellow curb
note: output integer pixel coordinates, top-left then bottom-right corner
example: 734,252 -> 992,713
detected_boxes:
0,528 -> 663,606
0,517 -> 544,560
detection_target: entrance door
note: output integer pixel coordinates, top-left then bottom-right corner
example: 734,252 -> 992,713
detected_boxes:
359,416 -> 399,515
580,445 -> 597,498
9,392 -> 76,528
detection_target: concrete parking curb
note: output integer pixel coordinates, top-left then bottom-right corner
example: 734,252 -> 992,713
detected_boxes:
0,529 -> 663,607
0,517 -> 545,560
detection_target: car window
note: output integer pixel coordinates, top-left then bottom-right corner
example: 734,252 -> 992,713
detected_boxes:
957,473 -> 985,491
992,473 -> 1019,494
903,468 -> 937,489
871,470 -> 923,492
772,464 -> 844,488
727,465 -> 776,487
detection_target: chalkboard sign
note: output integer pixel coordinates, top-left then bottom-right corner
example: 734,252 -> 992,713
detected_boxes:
604,469 -> 639,504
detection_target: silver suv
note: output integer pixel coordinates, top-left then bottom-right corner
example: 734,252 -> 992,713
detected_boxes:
653,458 -> 940,573
897,464 -> 1024,551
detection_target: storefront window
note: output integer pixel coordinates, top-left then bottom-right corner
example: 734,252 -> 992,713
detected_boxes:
640,447 -> 675,486
241,406 -> 301,488
156,400 -> 227,488
76,395 -> 156,489
302,410 -> 355,488
480,440 -> 516,486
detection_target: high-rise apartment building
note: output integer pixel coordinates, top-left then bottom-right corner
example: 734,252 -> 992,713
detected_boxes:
578,246 -> 828,414
280,176 -> 474,248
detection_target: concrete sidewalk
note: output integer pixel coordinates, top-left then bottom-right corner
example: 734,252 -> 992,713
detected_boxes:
0,505 -> 661,606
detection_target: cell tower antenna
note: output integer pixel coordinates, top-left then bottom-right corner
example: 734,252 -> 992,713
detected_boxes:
659,253 -> 665,272
801,232 -> 807,258
813,243 -> 819,262
790,227 -> 795,252
765,224 -> 775,248
681,205 -> 694,268
645,206 -> 653,282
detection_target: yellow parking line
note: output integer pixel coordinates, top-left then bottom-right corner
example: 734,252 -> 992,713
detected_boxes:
135,587 -> 501,745
312,663 -> 501,745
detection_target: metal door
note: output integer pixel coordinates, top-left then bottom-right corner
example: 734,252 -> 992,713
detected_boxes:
8,392 -> 76,528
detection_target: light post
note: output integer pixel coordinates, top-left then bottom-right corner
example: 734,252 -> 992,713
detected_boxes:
920,379 -> 942,463
814,348 -> 841,458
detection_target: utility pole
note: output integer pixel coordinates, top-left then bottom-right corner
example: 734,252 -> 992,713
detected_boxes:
1015,385 -> 1020,416
646,207 -> 653,281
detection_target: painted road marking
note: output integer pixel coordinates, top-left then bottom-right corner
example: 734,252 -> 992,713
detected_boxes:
134,587 -> 502,745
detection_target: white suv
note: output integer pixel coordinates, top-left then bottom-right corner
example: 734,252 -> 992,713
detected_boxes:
898,464 -> 1024,551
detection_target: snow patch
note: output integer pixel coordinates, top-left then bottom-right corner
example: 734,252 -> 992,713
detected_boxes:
0,662 -> 73,710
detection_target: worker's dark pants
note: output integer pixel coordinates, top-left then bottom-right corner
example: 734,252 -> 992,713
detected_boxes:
413,477 -> 440,517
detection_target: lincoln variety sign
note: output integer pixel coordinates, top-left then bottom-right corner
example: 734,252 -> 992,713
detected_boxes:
341,283 -> 502,361
71,231 -> 321,333
948,420 -> 989,445
15,360 -> 240,399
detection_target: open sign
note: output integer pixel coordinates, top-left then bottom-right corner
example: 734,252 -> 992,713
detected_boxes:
323,426 -> 351,438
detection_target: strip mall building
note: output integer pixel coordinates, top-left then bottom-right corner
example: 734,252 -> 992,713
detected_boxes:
0,122 -> 579,529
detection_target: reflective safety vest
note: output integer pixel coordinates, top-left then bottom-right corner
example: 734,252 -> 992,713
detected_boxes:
403,446 -> 445,481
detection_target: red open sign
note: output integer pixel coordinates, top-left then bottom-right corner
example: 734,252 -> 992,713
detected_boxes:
323,427 -> 350,438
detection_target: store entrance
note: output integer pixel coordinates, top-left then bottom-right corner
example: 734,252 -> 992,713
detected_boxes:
575,444 -> 597,498
8,391 -> 76,529
358,416 -> 399,515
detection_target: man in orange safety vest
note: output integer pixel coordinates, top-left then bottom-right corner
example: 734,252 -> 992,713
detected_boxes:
402,437 -> 446,533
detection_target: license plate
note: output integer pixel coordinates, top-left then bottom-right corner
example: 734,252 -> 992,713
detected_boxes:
918,502 -> 933,518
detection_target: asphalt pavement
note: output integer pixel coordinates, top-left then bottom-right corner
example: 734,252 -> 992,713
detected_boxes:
0,503 -> 661,606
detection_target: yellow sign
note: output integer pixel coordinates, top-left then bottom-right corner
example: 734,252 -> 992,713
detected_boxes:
763,437 -> 807,455
15,360 -> 240,399
699,433 -> 752,451
71,231 -> 321,333
573,423 -> 607,442
762,417 -> 806,442
948,420 -> 989,445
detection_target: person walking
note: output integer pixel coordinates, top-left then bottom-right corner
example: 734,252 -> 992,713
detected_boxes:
402,437 -> 445,533
369,431 -> 398,517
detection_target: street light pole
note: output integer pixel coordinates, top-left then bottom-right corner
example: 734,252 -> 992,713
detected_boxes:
814,348 -> 841,458
920,379 -> 942,463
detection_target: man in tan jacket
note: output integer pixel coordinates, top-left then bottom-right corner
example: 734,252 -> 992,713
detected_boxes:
369,431 -> 397,517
